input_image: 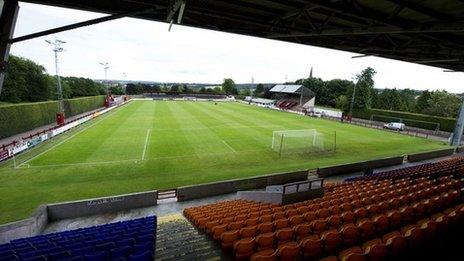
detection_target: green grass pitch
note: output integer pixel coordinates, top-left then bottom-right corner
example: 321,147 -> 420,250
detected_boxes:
0,100 -> 448,224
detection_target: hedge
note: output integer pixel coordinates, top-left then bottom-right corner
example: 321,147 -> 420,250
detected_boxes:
353,108 -> 456,132
0,96 -> 105,139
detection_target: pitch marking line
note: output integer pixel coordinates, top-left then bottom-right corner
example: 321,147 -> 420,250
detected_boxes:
221,140 -> 236,153
16,113 -> 112,168
142,129 -> 152,160
19,159 -> 141,169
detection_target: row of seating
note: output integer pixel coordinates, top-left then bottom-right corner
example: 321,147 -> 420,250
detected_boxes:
248,186 -> 453,260
0,216 -> 156,261
184,168 -> 462,260
345,157 -> 464,182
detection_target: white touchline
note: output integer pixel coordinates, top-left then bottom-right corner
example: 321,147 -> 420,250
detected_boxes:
222,140 -> 236,153
17,111 -> 113,168
142,129 -> 151,160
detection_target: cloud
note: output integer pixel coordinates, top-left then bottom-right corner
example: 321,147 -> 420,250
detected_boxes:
9,2 -> 464,93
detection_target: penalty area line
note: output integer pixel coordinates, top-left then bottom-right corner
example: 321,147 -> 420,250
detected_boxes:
142,129 -> 151,160
222,140 -> 236,153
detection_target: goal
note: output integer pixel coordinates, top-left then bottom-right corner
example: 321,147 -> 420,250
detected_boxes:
272,129 -> 325,155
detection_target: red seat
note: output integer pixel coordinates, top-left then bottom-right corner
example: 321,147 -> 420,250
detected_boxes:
294,223 -> 311,242
258,222 -> 274,234
362,239 -> 388,261
221,229 -> 240,251
289,215 -> 304,226
340,223 -> 359,247
311,219 -> 327,234
276,228 -> 294,246
234,237 -> 255,260
322,229 -> 342,254
256,232 -> 275,250
327,215 -> 341,229
357,219 -> 375,241
338,246 -> 367,261
277,241 -> 300,261
383,231 -> 407,256
250,249 -> 277,261
302,235 -> 324,260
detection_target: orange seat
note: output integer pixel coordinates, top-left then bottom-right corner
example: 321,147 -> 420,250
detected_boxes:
321,229 -> 342,254
245,217 -> 260,227
221,229 -> 240,251
240,225 -> 258,238
372,215 -> 389,235
302,235 -> 324,259
417,219 -> 438,243
338,246 -> 366,261
327,215 -> 341,229
366,205 -> 380,216
294,223 -> 311,242
383,231 -> 407,256
340,223 -> 359,247
297,206 -> 309,214
341,211 -> 356,224
260,215 -> 273,223
351,200 -> 363,209
205,220 -> 220,234
329,205 -> 342,215
234,237 -> 255,260
276,227 -> 294,245
317,208 -> 330,219
256,232 -> 275,250
303,212 -> 317,223
289,215 -> 304,226
340,203 -> 352,212
229,220 -> 245,230
354,208 -> 368,219
401,225 -> 423,248
386,210 -> 402,229
273,212 -> 286,220
362,239 -> 388,261
311,219 -> 327,234
258,222 -> 274,234
212,224 -> 228,241
274,218 -> 290,230
250,249 -> 277,261
286,209 -> 299,218
357,219 -> 375,241
277,241 -> 300,261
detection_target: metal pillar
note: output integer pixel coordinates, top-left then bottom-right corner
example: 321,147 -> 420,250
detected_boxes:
450,99 -> 464,146
0,0 -> 19,96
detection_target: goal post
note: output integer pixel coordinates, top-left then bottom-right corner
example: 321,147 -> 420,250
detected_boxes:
272,129 -> 328,155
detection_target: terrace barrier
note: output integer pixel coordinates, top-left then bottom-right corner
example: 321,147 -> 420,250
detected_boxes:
0,205 -> 48,244
317,156 -> 404,177
176,170 -> 308,201
407,148 -> 456,162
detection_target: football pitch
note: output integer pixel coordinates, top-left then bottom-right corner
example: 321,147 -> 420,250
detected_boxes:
0,100 -> 448,224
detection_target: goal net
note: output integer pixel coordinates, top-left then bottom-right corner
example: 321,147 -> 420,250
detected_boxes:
272,129 -> 325,155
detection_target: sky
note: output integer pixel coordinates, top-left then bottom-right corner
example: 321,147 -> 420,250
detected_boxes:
9,2 -> 464,93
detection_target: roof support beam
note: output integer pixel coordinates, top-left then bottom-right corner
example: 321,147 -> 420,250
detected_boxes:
7,9 -> 154,44
268,22 -> 464,38
384,0 -> 453,20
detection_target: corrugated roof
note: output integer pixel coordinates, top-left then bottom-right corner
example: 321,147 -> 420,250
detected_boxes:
270,85 -> 303,94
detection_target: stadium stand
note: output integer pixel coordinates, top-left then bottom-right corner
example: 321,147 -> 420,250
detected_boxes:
184,157 -> 464,260
0,216 -> 156,261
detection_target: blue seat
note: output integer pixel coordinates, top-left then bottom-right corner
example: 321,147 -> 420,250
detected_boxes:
84,251 -> 108,261
116,238 -> 135,248
48,250 -> 70,260
18,250 -> 41,260
132,241 -> 153,253
60,255 -> 84,261
127,251 -> 153,261
22,256 -> 47,261
95,242 -> 115,252
0,249 -> 14,256
110,246 -> 131,259
71,246 -> 93,256
0,254 -> 18,261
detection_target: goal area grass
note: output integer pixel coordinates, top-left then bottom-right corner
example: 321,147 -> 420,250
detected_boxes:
0,100 -> 448,224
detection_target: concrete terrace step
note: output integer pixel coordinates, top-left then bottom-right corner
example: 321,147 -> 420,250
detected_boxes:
155,215 -> 227,261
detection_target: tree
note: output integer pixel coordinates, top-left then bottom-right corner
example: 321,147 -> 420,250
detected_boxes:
422,90 -> 462,117
1,56 -> 53,102
221,78 -> 237,95
239,88 -> 251,96
170,84 -> 179,92
349,67 -> 376,110
199,87 -> 206,93
335,95 -> 348,110
254,83 -> 264,97
109,85 -> 124,95
415,90 -> 431,113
